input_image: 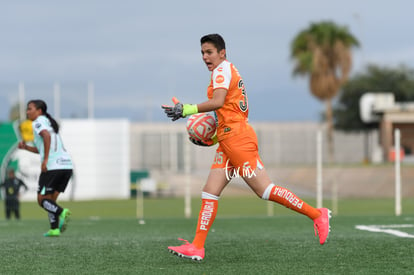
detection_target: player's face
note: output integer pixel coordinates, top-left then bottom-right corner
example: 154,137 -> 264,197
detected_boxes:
201,42 -> 226,71
26,103 -> 41,121
8,171 -> 14,178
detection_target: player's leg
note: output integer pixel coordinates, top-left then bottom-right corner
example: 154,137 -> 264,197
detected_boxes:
192,168 -> 228,248
54,170 -> 72,233
37,171 -> 64,236
168,149 -> 229,261
244,168 -> 321,218
5,200 -> 11,220
37,192 -> 63,218
224,125 -> 331,244
168,169 -> 228,261
14,200 -> 20,220
38,193 -> 62,236
243,167 -> 331,244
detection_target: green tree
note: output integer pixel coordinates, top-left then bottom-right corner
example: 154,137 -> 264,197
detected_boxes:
290,21 -> 359,162
334,64 -> 414,131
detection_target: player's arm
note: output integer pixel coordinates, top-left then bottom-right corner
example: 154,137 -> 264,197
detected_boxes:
39,129 -> 51,172
162,89 -> 227,121
18,141 -> 39,154
19,179 -> 29,191
196,88 -> 227,112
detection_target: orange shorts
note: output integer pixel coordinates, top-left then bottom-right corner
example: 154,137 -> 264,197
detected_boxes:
211,124 -> 264,177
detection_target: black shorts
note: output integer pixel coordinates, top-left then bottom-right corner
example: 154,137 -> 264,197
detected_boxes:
38,169 -> 73,195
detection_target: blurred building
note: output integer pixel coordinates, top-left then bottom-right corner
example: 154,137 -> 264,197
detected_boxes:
360,93 -> 414,161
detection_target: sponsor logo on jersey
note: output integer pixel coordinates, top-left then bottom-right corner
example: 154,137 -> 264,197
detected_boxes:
215,75 -> 225,84
56,158 -> 72,165
35,123 -> 41,129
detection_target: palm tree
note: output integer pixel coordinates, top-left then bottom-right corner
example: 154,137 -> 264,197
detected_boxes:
290,21 -> 359,162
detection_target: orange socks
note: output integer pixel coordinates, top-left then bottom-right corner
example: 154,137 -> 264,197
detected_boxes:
192,185 -> 320,249
263,183 -> 321,220
192,193 -> 219,249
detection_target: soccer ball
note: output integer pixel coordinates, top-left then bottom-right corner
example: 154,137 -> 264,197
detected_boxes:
186,113 -> 216,141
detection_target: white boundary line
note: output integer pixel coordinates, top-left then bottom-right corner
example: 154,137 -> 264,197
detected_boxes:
355,224 -> 414,238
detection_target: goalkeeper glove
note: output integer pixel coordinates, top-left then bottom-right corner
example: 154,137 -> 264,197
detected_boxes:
161,97 -> 198,121
189,134 -> 218,147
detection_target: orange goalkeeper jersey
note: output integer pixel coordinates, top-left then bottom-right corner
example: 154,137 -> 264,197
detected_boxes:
207,60 -> 249,141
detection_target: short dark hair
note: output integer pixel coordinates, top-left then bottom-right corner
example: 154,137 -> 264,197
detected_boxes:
200,34 -> 226,52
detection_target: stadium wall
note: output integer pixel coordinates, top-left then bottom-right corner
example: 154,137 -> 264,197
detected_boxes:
14,119 -> 130,201
129,122 -> 414,199
6,120 -> 411,200
130,122 -> 380,171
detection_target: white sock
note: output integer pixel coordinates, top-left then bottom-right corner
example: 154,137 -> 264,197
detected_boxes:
261,183 -> 276,200
202,191 -> 220,200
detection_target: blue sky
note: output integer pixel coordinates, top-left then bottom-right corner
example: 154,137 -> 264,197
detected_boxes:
1,1 -> 413,122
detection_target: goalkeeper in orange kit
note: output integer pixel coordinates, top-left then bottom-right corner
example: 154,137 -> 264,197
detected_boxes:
161,33 -> 331,261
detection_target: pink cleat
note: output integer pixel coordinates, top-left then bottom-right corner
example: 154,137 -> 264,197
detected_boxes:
168,238 -> 205,261
313,208 -> 332,245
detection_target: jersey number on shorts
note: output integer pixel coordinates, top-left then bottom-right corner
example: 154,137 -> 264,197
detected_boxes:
213,152 -> 224,165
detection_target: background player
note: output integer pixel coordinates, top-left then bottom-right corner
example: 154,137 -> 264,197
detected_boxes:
162,33 -> 331,261
18,99 -> 73,237
0,168 -> 28,220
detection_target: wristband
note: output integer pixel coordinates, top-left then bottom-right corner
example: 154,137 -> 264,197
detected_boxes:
182,104 -> 198,117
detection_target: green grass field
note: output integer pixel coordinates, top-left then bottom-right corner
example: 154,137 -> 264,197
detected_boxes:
0,197 -> 413,274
